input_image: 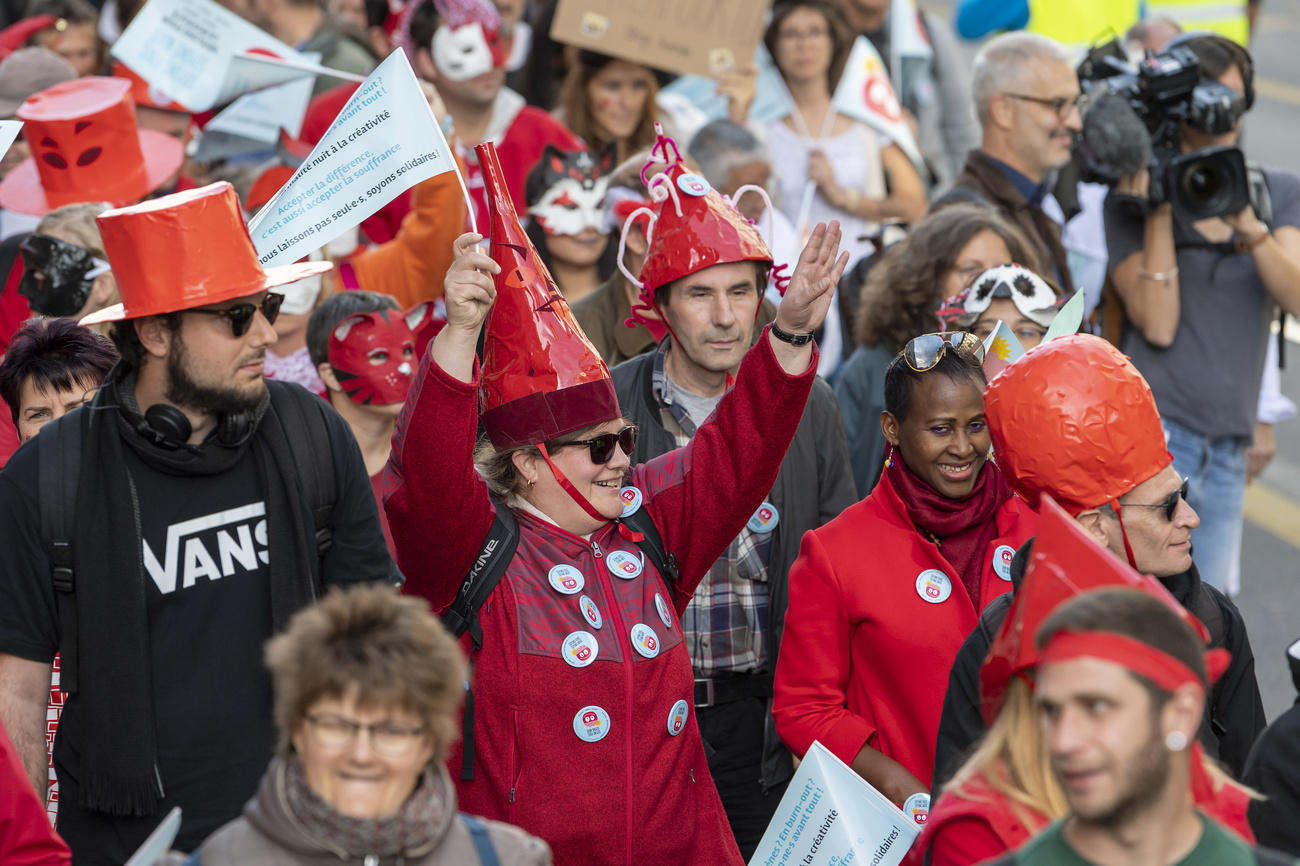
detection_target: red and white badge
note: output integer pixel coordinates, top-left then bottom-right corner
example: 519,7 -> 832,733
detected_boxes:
573,705 -> 610,743
548,564 -> 585,595
667,699 -> 689,736
677,172 -> 710,196
619,486 -> 643,517
654,592 -> 673,629
903,792 -> 930,825
993,544 -> 1016,581
747,501 -> 779,533
561,630 -> 599,668
579,594 -> 603,630
630,623 -> 660,658
606,549 -> 643,580
915,569 -> 951,604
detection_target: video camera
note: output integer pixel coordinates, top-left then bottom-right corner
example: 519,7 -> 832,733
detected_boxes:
1077,38 -> 1254,221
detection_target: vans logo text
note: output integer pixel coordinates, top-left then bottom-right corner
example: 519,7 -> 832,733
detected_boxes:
142,502 -> 269,594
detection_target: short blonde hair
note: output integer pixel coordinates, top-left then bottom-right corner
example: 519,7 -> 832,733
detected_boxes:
264,584 -> 467,763
35,202 -> 110,257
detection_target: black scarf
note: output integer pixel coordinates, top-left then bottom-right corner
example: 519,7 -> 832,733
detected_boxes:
72,365 -> 318,816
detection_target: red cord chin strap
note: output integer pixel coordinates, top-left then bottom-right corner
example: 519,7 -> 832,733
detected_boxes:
1111,499 -> 1140,570
537,442 -> 610,524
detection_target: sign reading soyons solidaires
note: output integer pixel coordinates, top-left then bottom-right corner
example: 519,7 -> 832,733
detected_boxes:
248,50 -> 456,269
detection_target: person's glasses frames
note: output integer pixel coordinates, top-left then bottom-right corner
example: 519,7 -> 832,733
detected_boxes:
1004,92 -> 1084,119
186,292 -> 285,337
560,425 -> 638,464
304,713 -> 428,757
903,332 -> 986,373
1123,477 -> 1190,522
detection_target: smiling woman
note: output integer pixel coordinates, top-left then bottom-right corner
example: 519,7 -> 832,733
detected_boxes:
773,336 -> 1037,808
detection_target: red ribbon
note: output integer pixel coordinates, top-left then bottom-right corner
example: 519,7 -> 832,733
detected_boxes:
536,443 -> 609,525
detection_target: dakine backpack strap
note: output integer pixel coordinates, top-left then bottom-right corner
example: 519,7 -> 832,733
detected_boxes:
620,506 -> 678,592
268,385 -> 336,559
459,813 -> 501,866
442,505 -> 520,645
38,410 -> 87,694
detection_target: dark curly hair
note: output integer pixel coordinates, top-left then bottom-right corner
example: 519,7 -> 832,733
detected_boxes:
854,203 -> 1044,353
0,317 -> 117,424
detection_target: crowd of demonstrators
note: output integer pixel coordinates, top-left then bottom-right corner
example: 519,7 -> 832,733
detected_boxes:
0,1 -> 1298,863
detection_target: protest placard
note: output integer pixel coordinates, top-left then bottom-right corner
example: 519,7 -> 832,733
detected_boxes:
205,53 -> 321,143
0,121 -> 21,159
749,741 -> 921,866
550,0 -> 769,78
247,51 -> 459,269
832,36 -> 925,169
111,0 -> 307,112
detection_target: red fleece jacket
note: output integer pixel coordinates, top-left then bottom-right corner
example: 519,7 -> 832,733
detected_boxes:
383,328 -> 816,864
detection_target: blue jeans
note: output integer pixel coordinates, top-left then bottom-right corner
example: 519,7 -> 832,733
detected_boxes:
1162,419 -> 1250,594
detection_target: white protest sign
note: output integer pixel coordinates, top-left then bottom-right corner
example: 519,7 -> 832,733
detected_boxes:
205,53 -> 321,143
214,51 -> 366,107
749,741 -> 920,866
832,36 -> 925,170
0,121 -> 22,159
248,51 -> 457,268
110,0 -> 302,112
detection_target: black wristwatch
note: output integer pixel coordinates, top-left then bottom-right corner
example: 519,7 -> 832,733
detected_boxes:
770,322 -> 814,346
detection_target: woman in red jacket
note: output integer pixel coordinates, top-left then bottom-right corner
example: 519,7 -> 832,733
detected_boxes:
384,140 -> 846,864
773,333 -> 1036,808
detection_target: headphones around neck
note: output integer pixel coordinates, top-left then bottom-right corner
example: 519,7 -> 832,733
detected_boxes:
135,403 -> 256,450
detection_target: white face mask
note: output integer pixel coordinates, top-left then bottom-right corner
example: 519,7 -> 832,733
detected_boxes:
278,249 -> 325,315
325,226 -> 359,259
431,22 -> 495,81
530,176 -> 609,237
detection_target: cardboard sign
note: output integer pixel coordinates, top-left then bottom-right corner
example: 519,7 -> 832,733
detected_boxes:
749,741 -> 921,866
550,0 -> 769,78
831,36 -> 924,169
111,0 -> 304,112
247,51 -> 457,268
0,121 -> 21,159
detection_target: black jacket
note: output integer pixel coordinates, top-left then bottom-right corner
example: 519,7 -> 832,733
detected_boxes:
932,539 -> 1267,792
610,346 -> 858,791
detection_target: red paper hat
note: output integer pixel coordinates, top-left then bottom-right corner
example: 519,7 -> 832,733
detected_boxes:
477,141 -> 619,449
245,165 -> 295,214
984,334 -> 1171,515
0,76 -> 184,216
79,181 -> 333,326
0,15 -> 55,61
977,494 -> 1203,722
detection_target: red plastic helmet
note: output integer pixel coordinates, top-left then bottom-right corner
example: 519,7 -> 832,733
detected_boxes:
984,334 -> 1171,515
476,141 -> 619,449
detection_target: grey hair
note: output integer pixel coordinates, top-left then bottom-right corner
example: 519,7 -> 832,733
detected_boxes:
687,119 -> 771,192
971,32 -> 1074,125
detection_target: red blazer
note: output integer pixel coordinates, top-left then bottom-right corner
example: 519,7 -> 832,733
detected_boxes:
1,718 -> 70,866
773,466 -> 1037,791
384,332 -> 815,865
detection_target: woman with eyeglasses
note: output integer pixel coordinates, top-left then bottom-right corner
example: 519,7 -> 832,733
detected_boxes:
181,583 -> 552,864
935,263 -> 1066,350
773,331 -> 1036,811
835,203 -> 1043,494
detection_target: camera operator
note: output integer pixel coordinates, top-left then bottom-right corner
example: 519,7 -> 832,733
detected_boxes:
1105,33 -> 1300,594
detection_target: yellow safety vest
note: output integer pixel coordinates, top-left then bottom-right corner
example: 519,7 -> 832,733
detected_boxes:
1027,0 -> 1141,51
1145,0 -> 1250,45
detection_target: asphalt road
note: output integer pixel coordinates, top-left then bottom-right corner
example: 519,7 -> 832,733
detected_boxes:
920,0 -> 1300,722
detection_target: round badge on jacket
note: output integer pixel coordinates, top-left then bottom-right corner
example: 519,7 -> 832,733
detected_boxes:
993,544 -> 1016,581
630,623 -> 660,658
915,569 -> 951,604
548,564 -> 585,595
747,501 -> 779,533
903,792 -> 930,825
667,699 -> 689,736
579,594 -> 603,630
573,705 -> 610,743
561,630 -> 599,668
606,550 -> 643,580
619,486 -> 643,517
654,592 -> 674,629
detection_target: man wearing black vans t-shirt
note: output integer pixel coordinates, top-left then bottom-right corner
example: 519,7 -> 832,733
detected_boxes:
0,183 -> 399,864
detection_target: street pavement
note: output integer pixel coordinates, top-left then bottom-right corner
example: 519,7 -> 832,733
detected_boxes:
920,0 -> 1300,721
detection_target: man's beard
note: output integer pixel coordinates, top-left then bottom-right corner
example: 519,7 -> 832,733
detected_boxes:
1074,725 -> 1172,829
165,335 -> 265,416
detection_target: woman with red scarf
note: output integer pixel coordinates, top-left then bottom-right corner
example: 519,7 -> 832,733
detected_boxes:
773,333 -> 1037,808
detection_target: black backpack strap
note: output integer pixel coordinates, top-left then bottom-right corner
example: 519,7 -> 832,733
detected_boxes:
38,411 -> 86,694
619,506 -> 678,592
445,506 -> 520,783
459,813 -> 500,866
269,386 -> 335,559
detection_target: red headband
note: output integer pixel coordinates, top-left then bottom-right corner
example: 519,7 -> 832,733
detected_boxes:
1039,630 -> 1230,692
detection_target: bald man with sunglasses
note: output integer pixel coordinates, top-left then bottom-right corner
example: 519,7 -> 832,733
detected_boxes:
931,335 -> 1264,795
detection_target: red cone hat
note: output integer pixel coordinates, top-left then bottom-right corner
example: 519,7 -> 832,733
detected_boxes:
477,141 -> 619,449
984,334 -> 1171,515
978,494 -> 1206,723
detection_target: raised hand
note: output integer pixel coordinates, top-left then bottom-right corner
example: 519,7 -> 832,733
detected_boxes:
443,232 -> 500,335
776,220 -> 849,335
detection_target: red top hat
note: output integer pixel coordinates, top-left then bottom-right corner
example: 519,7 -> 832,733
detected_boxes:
477,141 -> 619,450
79,181 -> 333,325
978,494 -> 1208,723
0,77 -> 184,216
984,334 -> 1171,515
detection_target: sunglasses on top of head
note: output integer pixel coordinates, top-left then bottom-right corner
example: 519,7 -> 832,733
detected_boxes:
560,425 -> 638,464
1123,477 -> 1189,522
185,292 -> 285,337
902,331 -> 986,373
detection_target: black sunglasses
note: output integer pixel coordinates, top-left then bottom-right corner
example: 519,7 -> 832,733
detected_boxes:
1124,477 -> 1189,522
560,425 -> 638,464
185,292 -> 285,337
903,332 -> 985,373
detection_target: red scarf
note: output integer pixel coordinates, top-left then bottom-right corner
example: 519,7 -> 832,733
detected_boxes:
887,453 -> 1012,608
